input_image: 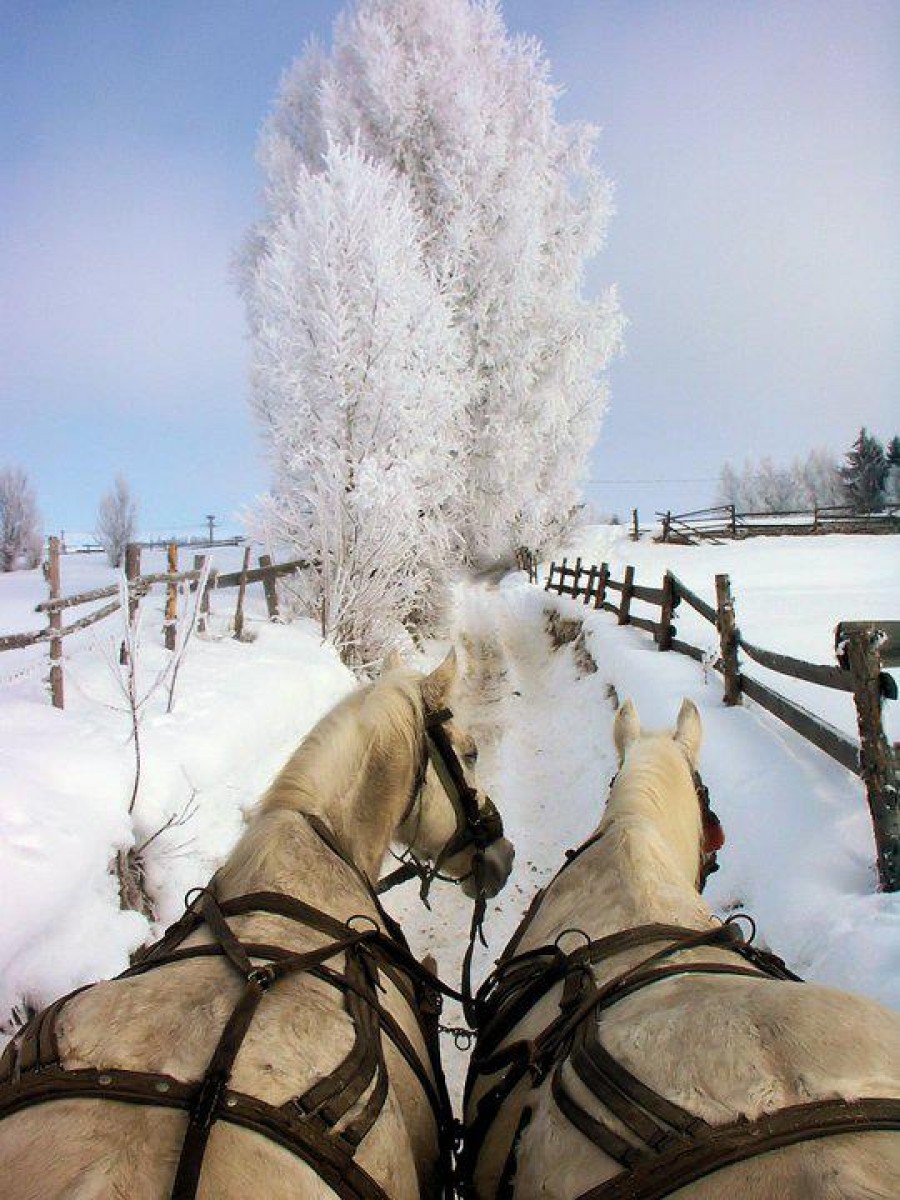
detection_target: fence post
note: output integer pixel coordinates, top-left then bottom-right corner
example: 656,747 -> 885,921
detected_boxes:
661,512 -> 671,543
259,554 -> 281,621
594,562 -> 609,610
125,543 -> 141,625
618,565 -> 635,625
120,543 -> 141,665
572,556 -> 583,600
233,546 -> 252,640
193,554 -> 209,634
46,536 -> 64,709
715,573 -> 741,705
583,564 -> 597,607
730,505 -> 737,537
632,509 -> 640,541
842,629 -> 900,892
657,570 -> 675,651
544,561 -> 556,592
164,543 -> 178,651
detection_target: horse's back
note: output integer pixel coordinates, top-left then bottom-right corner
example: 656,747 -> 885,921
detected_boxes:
0,945 -> 426,1200
471,970 -> 900,1200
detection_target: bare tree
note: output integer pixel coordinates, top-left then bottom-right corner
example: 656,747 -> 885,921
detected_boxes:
96,474 -> 137,568
0,466 -> 43,572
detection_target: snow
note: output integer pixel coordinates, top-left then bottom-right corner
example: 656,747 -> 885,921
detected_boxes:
1,528 -> 898,1107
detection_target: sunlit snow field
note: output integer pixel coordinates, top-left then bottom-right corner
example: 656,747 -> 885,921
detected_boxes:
0,529 -> 898,1105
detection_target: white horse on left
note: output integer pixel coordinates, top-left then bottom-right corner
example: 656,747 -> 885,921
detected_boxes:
0,648 -> 514,1200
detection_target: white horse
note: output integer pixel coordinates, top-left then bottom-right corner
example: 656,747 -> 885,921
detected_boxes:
0,648 -> 514,1200
464,698 -> 900,1200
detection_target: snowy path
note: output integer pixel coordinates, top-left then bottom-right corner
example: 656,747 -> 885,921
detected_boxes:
383,578 -> 619,1102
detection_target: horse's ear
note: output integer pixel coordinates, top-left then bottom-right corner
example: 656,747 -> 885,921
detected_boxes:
382,649 -> 405,673
422,647 -> 458,709
613,699 -> 641,762
674,698 -> 702,766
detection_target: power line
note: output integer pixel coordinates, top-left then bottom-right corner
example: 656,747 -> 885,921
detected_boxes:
591,477 -> 717,484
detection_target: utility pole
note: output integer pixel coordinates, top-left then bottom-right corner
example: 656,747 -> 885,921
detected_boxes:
205,514 -> 216,546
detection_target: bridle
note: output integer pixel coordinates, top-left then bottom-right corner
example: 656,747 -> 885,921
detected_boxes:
376,704 -> 507,1027
377,705 -> 505,905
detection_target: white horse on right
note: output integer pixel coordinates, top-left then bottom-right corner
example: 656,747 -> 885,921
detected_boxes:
463,698 -> 900,1200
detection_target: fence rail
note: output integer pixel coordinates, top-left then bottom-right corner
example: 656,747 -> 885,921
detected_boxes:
657,503 -> 900,544
0,542 -> 310,708
543,555 -> 900,891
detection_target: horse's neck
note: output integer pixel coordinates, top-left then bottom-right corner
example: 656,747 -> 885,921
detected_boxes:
580,817 -> 710,934
216,721 -> 416,901
522,774 -> 710,954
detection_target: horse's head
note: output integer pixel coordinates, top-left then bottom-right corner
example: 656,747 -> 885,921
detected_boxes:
389,648 -> 514,901
612,698 -> 724,889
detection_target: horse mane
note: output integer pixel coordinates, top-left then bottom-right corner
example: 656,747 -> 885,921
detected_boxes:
258,668 -> 426,820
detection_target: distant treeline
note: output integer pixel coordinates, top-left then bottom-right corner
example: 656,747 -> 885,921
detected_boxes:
716,427 -> 900,514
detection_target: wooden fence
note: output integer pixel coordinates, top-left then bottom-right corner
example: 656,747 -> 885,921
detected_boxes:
657,503 -> 900,544
0,540 -> 309,710
544,556 -> 900,892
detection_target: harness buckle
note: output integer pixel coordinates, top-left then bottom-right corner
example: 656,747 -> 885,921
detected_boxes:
247,964 -> 276,989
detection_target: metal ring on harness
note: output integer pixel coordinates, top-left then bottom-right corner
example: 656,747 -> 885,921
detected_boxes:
345,914 -> 381,935
554,928 -> 592,955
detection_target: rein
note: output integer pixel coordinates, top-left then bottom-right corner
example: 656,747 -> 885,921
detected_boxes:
376,705 -> 506,1026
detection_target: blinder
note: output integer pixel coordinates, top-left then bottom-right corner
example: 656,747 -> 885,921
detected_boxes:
377,706 -> 505,900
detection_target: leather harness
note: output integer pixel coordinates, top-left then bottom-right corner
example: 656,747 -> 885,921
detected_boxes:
0,707 -> 506,1200
461,777 -> 900,1199
0,816 -> 453,1200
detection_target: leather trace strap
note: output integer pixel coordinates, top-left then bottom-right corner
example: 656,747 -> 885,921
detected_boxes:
0,819 -> 459,1200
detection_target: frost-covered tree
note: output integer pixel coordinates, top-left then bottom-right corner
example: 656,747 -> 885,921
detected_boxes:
840,427 -> 887,512
751,457 -> 800,512
716,449 -> 843,513
254,0 -> 623,563
96,474 -> 137,568
243,140 -> 467,666
715,462 -> 745,509
0,466 -> 43,572
797,448 -> 844,508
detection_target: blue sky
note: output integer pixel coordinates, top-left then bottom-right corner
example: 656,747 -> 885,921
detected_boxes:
2,1 -> 898,538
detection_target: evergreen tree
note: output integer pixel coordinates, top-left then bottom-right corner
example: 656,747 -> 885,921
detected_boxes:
884,435 -> 900,505
840,427 -> 887,512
